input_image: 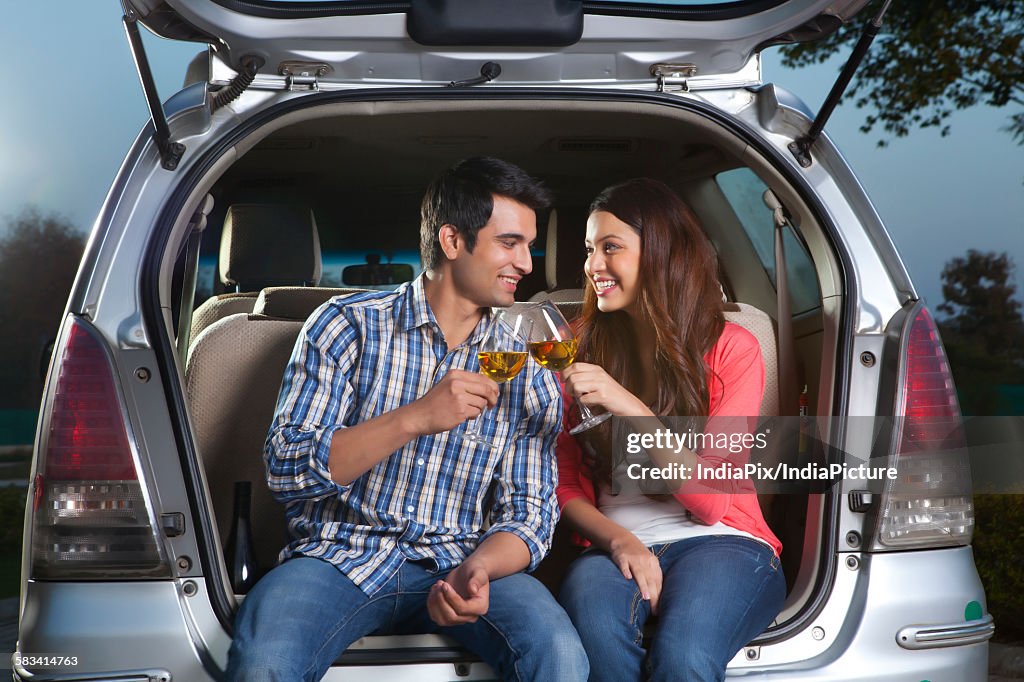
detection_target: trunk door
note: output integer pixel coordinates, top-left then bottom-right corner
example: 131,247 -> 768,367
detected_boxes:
129,0 -> 870,90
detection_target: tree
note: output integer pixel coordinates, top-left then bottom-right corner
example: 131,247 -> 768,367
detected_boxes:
780,1 -> 1024,146
0,208 -> 85,409
936,250 -> 1024,415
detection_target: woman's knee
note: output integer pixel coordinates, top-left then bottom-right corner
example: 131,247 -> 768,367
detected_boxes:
648,640 -> 725,682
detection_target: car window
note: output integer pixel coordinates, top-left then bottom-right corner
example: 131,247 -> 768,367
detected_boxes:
716,167 -> 821,314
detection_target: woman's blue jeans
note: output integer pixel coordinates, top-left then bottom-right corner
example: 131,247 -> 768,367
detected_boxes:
226,556 -> 588,682
559,535 -> 785,682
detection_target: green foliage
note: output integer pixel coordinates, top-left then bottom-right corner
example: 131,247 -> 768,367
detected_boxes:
780,0 -> 1024,146
0,486 -> 27,552
0,485 -> 28,599
0,207 -> 85,410
935,252 -> 1024,640
936,250 -> 1024,415
973,494 -> 1024,641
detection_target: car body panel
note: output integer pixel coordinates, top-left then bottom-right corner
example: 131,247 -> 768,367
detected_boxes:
131,0 -> 869,87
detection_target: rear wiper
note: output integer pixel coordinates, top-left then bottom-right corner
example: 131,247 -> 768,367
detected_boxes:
789,0 -> 893,167
448,62 -> 503,88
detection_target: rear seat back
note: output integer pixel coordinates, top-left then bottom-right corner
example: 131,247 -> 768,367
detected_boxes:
189,204 -> 322,348
185,286 -> 367,574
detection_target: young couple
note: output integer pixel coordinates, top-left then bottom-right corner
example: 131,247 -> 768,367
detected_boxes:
227,157 -> 784,682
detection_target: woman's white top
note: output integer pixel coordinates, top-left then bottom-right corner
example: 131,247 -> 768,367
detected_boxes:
597,451 -> 770,549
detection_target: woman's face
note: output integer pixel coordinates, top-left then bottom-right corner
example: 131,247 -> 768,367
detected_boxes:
584,210 -> 642,315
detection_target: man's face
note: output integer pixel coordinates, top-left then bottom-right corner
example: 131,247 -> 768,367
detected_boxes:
448,195 -> 536,308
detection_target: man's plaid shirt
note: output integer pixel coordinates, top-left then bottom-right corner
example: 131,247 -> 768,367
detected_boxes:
264,276 -> 562,595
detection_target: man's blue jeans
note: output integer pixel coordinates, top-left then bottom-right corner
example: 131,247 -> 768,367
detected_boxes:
559,535 -> 785,682
226,556 -> 589,681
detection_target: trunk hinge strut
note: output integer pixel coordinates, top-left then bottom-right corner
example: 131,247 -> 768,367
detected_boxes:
789,0 -> 893,168
122,5 -> 185,171
651,63 -> 697,93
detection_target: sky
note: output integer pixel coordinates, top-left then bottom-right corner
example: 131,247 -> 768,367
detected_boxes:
1,2 -> 1022,311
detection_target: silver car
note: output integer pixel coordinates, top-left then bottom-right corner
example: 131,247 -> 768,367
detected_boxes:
15,0 -> 990,679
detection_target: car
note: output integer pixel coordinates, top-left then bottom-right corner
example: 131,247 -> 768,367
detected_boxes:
14,0 -> 990,679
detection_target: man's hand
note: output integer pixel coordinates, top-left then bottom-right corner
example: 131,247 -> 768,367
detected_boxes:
427,561 -> 491,626
406,369 -> 499,436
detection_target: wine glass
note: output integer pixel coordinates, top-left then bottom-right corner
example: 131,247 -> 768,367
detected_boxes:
459,306 -> 530,448
526,301 -> 611,434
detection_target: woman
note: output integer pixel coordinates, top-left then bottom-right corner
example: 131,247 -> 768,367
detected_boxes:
556,178 -> 784,682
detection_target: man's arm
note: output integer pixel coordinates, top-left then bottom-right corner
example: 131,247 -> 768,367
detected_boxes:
426,531 -> 531,626
327,369 -> 499,485
264,304 -> 361,504
265,301 -> 502,498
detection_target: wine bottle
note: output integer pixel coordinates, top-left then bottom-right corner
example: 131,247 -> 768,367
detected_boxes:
225,481 -> 259,594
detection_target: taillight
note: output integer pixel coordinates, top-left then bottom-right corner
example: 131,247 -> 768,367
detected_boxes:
877,306 -> 973,549
29,316 -> 169,578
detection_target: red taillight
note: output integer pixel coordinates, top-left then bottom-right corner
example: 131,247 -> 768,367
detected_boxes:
877,305 -> 973,549
898,307 -> 964,451
29,317 -> 168,579
45,323 -> 137,481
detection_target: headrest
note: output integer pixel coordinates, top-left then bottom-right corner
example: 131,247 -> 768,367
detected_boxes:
254,286 -> 370,320
544,206 -> 588,292
219,204 -> 322,290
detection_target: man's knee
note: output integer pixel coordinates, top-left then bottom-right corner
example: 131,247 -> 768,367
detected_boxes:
227,643 -> 320,682
517,623 -> 589,680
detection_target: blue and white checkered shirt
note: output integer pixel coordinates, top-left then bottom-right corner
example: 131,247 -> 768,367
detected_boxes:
264,275 -> 562,595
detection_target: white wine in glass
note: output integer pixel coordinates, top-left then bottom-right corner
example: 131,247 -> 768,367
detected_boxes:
460,307 -> 529,448
478,351 -> 528,383
526,301 -> 611,434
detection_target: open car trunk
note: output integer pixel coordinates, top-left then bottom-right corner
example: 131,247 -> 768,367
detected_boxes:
172,93 -> 845,667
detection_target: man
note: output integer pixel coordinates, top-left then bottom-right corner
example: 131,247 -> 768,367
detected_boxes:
227,157 -> 587,681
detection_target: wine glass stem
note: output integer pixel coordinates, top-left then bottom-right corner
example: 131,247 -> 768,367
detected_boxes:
465,406 -> 490,437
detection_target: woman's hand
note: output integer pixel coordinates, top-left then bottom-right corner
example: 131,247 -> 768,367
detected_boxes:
561,363 -> 648,417
608,531 -> 663,614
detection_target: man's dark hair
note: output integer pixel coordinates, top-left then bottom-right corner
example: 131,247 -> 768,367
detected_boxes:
420,157 -> 553,271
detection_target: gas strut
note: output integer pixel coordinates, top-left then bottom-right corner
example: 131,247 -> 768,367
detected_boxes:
789,0 -> 893,168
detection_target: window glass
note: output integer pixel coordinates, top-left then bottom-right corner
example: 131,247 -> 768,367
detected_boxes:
716,167 -> 821,314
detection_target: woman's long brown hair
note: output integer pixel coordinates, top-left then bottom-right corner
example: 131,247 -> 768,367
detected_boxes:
578,178 -> 725,487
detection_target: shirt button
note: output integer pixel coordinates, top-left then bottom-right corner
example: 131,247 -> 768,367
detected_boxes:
407,505 -> 415,513
417,458 -> 425,466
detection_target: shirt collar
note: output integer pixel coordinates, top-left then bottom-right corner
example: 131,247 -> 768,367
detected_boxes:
400,274 -> 434,333
400,274 -> 493,347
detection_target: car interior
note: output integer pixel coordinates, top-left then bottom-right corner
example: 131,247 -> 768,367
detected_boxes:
169,97 -> 844,647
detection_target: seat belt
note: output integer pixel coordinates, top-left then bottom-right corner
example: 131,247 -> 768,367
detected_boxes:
764,190 -> 800,417
176,194 -> 214,359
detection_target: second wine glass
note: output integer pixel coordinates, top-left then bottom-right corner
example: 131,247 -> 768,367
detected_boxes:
526,301 -> 611,434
